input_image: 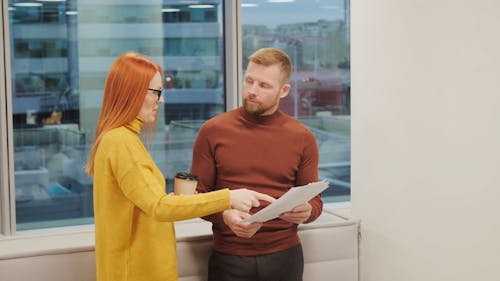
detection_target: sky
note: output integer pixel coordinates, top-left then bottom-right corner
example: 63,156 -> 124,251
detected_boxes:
241,0 -> 348,28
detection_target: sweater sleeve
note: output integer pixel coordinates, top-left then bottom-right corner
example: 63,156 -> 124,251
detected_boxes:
106,135 -> 231,222
297,128 -> 323,224
122,166 -> 231,222
190,121 -> 224,223
191,122 -> 217,193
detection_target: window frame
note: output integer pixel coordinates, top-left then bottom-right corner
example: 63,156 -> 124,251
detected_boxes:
1,0 -> 15,236
223,0 -> 241,110
0,0 -> 350,236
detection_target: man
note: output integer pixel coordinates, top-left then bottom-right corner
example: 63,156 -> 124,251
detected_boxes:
191,47 -> 322,281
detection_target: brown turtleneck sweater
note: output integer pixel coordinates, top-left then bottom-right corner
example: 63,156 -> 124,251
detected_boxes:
191,107 -> 322,256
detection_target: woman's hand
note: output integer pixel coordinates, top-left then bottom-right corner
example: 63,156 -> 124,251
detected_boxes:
229,189 -> 275,212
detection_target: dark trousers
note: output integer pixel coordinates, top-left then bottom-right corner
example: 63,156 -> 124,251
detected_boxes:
207,244 -> 304,281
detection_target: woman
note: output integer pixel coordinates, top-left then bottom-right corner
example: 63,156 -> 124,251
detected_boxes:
85,52 -> 273,281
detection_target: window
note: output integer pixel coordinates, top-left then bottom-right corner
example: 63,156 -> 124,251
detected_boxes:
1,0 -> 350,234
5,0 -> 225,231
241,0 -> 351,202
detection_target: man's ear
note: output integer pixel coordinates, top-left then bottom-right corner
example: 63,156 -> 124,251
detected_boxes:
279,83 -> 291,98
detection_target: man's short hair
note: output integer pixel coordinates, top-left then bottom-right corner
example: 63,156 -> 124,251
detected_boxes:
248,48 -> 292,84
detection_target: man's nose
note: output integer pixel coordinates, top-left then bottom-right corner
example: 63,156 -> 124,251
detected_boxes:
248,82 -> 259,94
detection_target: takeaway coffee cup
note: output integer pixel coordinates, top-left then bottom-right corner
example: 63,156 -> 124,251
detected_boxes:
174,172 -> 198,195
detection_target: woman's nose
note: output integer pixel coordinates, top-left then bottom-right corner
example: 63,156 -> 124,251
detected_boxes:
158,95 -> 165,104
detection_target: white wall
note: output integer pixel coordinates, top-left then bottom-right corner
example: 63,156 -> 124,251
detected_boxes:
351,1 -> 500,280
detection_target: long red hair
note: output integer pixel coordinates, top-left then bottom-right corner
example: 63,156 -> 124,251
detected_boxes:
85,52 -> 162,176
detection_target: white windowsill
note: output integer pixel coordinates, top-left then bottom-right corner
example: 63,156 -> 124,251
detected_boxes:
0,203 -> 352,260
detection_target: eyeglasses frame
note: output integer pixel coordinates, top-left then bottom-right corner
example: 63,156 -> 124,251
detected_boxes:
148,88 -> 162,101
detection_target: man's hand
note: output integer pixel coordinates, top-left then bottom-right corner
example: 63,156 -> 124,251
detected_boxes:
229,189 -> 276,212
222,209 -> 263,238
279,202 -> 312,224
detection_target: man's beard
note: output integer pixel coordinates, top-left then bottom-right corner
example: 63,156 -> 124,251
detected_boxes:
243,98 -> 266,116
243,94 -> 280,116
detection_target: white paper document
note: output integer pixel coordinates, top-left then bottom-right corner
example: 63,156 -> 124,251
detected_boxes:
241,180 -> 329,223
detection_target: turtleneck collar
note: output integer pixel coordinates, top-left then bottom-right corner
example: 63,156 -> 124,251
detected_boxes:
124,117 -> 144,134
238,106 -> 282,125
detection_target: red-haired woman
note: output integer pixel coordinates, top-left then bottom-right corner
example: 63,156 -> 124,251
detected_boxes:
85,52 -> 274,281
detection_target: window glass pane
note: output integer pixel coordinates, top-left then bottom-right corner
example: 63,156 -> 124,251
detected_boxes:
8,0 -> 225,230
241,0 -> 351,202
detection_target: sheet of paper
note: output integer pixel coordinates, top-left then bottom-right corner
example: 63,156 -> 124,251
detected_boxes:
240,180 -> 329,223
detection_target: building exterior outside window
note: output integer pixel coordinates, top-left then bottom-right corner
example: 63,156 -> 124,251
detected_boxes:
7,0 -> 226,231
241,0 -> 351,201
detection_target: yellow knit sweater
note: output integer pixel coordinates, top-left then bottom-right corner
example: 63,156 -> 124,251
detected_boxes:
93,118 -> 231,281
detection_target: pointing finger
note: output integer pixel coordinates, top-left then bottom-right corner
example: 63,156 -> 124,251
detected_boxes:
253,192 -> 276,203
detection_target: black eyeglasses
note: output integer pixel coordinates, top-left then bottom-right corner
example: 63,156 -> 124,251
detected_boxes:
148,88 -> 162,101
